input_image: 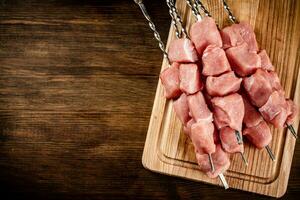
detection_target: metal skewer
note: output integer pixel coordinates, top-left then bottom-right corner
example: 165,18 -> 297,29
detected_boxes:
218,173 -> 229,189
222,0 -> 238,24
194,0 -> 211,17
286,123 -> 298,139
186,0 -> 202,20
265,145 -> 276,161
166,0 -> 188,38
134,0 -> 170,64
239,152 -> 248,166
208,153 -> 215,172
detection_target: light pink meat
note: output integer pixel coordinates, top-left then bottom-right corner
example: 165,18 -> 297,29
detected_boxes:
168,38 -> 198,63
220,25 -> 244,49
211,93 -> 245,131
195,144 -> 230,178
243,120 -> 272,149
258,50 -> 275,71
213,127 -> 220,144
243,69 -> 273,107
190,121 -> 216,155
220,126 -> 244,154
202,45 -> 231,76
173,93 -> 190,125
242,95 -> 263,127
159,63 -> 181,99
187,91 -> 213,123
179,63 -> 203,94
232,21 -> 259,52
266,71 -> 283,91
226,42 -> 261,77
190,17 -> 222,56
206,71 -> 242,96
286,99 -> 298,125
206,144 -> 231,178
183,118 -> 195,136
259,91 -> 288,127
213,111 -> 227,130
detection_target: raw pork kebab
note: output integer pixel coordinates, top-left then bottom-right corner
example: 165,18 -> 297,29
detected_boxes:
165,0 -> 231,185
162,1 -> 298,178
135,0 -> 230,188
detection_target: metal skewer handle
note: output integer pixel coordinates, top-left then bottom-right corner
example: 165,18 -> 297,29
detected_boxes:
186,0 -> 202,20
222,0 -> 237,23
134,0 -> 170,64
194,0 -> 211,17
166,0 -> 181,38
166,0 -> 188,38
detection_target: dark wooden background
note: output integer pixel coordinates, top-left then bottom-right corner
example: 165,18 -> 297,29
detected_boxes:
0,0 -> 299,199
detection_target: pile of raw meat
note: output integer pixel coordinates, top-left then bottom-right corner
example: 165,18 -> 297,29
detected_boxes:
160,17 -> 298,179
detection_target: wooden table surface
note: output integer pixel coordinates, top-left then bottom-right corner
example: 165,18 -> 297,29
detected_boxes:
0,0 -> 299,199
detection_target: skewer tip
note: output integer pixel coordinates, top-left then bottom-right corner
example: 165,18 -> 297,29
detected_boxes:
240,152 -> 248,166
265,145 -> 276,162
286,124 -> 298,139
218,173 -> 229,190
208,154 -> 215,172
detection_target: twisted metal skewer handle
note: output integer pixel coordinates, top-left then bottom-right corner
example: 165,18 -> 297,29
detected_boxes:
186,0 -> 202,21
222,0 -> 238,23
134,0 -> 170,63
195,0 -> 211,17
167,0 -> 188,38
166,0 -> 181,38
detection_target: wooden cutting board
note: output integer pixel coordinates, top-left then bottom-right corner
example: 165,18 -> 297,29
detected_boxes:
142,0 -> 300,198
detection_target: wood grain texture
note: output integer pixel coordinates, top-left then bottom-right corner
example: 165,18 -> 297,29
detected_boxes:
0,0 -> 299,199
143,0 -> 300,198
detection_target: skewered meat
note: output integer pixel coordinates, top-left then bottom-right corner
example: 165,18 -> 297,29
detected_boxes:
195,144 -> 230,178
242,95 -> 263,127
202,45 -> 231,76
173,93 -> 190,124
183,118 -> 195,136
220,127 -> 244,153
160,63 -> 181,99
191,121 -> 216,155
243,69 -> 273,107
206,71 -> 242,96
231,22 -> 259,52
179,63 -> 203,94
226,43 -> 261,77
259,91 -> 288,127
168,38 -> 199,63
211,93 -> 245,132
190,17 -> 223,56
258,50 -> 275,71
220,25 -> 244,49
266,71 -> 283,92
286,100 -> 298,125
243,121 -> 272,149
187,91 -> 213,123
